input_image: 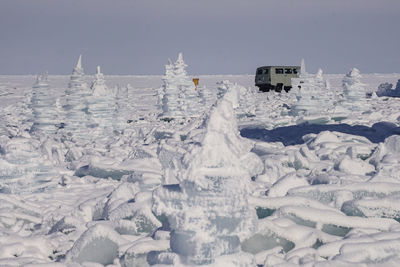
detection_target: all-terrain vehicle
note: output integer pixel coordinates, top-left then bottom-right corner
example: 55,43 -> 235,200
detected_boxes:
255,66 -> 300,92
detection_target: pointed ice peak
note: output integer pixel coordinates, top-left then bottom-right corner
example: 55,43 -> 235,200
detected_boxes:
316,68 -> 323,79
168,58 -> 173,65
346,68 -> 361,78
76,55 -> 82,69
187,98 -> 253,177
33,71 -> 49,88
301,58 -> 307,75
173,52 -> 188,76
96,65 -> 101,75
174,52 -> 187,69
176,52 -> 184,64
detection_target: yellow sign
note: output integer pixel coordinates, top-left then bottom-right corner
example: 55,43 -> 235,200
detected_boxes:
192,78 -> 199,90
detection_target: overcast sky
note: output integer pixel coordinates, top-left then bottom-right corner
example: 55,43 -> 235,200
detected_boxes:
1,0 -> 399,75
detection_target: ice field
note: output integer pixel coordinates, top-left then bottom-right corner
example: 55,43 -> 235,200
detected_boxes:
1,55 -> 400,266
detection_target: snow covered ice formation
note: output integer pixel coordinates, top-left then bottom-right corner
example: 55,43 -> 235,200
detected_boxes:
32,71 -> 49,89
87,66 -> 116,138
161,53 -> 199,119
291,68 -> 334,118
31,72 -> 62,135
63,55 -> 93,145
341,68 -> 369,112
68,55 -> 87,89
153,94 -> 259,265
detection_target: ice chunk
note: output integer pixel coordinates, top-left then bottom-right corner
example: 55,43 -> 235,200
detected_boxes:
256,217 -> 340,251
376,79 -> 400,97
266,173 -> 309,197
240,152 -> 264,178
288,182 -> 400,204
108,191 -> 162,235
0,235 -> 55,263
334,155 -> 375,176
278,205 -> 397,232
377,82 -> 394,97
335,239 -> 400,264
49,216 -> 82,235
342,196 -> 400,221
66,224 -> 124,265
241,232 -> 294,254
120,238 -> 169,267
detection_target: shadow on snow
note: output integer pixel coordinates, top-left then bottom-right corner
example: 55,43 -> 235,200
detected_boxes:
240,121 -> 400,146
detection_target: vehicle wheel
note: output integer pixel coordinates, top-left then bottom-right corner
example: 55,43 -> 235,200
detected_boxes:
284,86 -> 291,92
275,83 -> 283,92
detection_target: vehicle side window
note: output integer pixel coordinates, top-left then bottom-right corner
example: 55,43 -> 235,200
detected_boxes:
275,68 -> 284,74
263,69 -> 269,74
257,69 -> 263,75
285,68 -> 292,74
293,69 -> 298,74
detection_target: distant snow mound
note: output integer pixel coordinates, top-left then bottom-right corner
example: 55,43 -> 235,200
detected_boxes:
90,66 -> 108,96
88,66 -> 116,137
342,68 -> 369,112
300,58 -> 308,77
343,68 -> 366,100
376,79 -> 400,97
291,68 -> 334,117
33,71 -> 49,89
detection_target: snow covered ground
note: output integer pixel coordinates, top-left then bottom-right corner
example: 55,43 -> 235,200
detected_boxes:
1,61 -> 400,266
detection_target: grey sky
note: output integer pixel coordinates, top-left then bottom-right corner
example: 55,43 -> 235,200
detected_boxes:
0,0 -> 399,75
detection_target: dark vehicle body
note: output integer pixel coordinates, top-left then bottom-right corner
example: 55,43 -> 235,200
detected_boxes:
255,66 -> 300,92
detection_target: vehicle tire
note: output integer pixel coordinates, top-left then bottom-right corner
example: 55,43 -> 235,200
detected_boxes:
275,83 -> 283,93
284,86 -> 291,92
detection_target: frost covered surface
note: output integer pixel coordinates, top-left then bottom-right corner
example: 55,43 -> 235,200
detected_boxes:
0,70 -> 400,266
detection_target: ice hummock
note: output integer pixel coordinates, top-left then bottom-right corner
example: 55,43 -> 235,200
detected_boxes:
31,72 -> 61,136
291,68 -> 335,118
0,136 -> 60,194
153,94 -> 258,265
33,71 -> 49,89
342,68 -> 369,112
87,66 -> 116,138
91,66 -> 108,96
63,55 -> 93,145
161,53 -> 199,119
